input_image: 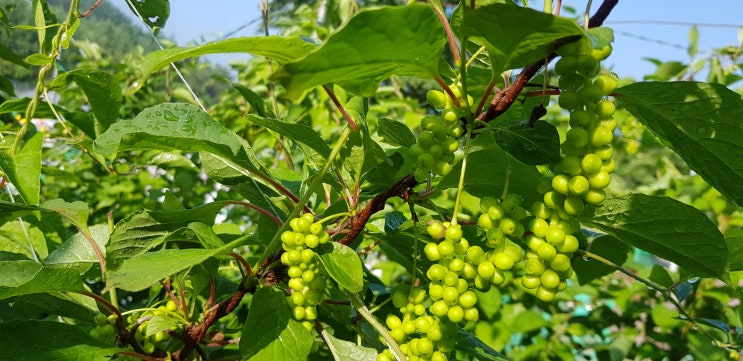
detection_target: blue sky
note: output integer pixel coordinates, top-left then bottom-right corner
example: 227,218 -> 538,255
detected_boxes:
113,1 -> 743,80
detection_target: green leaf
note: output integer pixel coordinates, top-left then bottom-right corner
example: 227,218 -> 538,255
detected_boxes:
486,119 -> 560,165
436,142 -> 544,206
124,0 -> 169,32
378,118 -> 416,148
616,82 -> 743,205
0,261 -> 84,299
0,200 -> 40,223
95,103 -> 258,172
45,224 -> 109,273
105,239 -> 241,292
649,264 -> 675,288
461,3 -> 583,74
0,221 -> 47,260
0,320 -> 119,360
248,115 -> 331,159
40,199 -> 89,232
140,36 -> 316,80
0,42 -> 28,68
50,69 -> 122,135
239,287 -> 314,360
577,194 -> 728,279
688,25 -> 699,58
186,222 -> 225,249
233,83 -> 272,118
572,235 -> 630,285
455,329 -> 508,361
0,132 -> 43,204
24,53 -> 53,66
274,4 -> 446,99
0,97 -> 59,118
324,332 -> 377,361
727,235 -> 743,272
317,242 -> 364,293
106,202 -> 227,270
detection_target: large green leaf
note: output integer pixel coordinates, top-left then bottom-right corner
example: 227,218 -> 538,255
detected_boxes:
50,69 -> 122,135
0,132 -> 43,204
577,194 -> 728,279
317,242 -> 364,293
0,221 -> 47,260
436,140 -> 544,206
486,119 -> 561,165
95,103 -> 258,172
378,118 -> 416,148
274,4 -> 446,99
324,332 -> 377,361
140,36 -> 316,80
105,238 -> 243,292
106,202 -> 227,269
0,42 -> 28,68
0,260 -> 84,300
239,287 -> 313,361
45,224 -> 110,274
461,3 -> 583,74
0,320 -> 119,360
572,235 -> 630,285
248,115 -> 330,159
616,82 -> 743,205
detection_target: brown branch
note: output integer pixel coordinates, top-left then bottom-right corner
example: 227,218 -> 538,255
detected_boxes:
338,174 -> 418,246
475,0 -> 619,124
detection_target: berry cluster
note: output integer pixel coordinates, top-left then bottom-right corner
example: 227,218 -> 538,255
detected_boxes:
410,85 -> 470,180
423,221 -> 480,324
473,194 -> 527,289
90,300 -> 183,359
376,286 -> 456,361
90,313 -> 117,344
280,213 -> 329,331
518,36 -> 617,301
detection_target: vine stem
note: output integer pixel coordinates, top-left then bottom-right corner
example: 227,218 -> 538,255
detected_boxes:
575,249 -> 726,345
252,127 -> 355,270
347,291 -> 407,361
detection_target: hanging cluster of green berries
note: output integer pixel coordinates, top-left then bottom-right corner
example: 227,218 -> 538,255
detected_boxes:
473,194 -> 527,289
518,36 -> 618,301
90,313 -> 118,344
409,85 -> 470,180
280,213 -> 329,331
376,286 -> 457,361
90,300 -> 183,359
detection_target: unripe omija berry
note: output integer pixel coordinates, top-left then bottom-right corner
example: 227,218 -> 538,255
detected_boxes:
566,127 -> 589,148
426,220 -> 445,239
424,242 -> 441,261
426,89 -> 447,109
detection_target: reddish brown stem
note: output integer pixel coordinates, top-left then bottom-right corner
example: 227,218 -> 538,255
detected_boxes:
77,291 -> 123,320
338,174 -> 418,246
322,85 -> 359,131
525,89 -> 561,97
230,252 -> 253,276
77,0 -> 103,18
253,171 -> 311,213
226,200 -> 282,226
475,0 -> 618,124
429,1 -> 460,65
435,77 -> 462,108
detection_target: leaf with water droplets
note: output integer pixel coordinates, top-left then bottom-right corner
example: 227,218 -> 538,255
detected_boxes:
577,194 -> 728,280
95,103 -> 259,172
616,81 -> 743,206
